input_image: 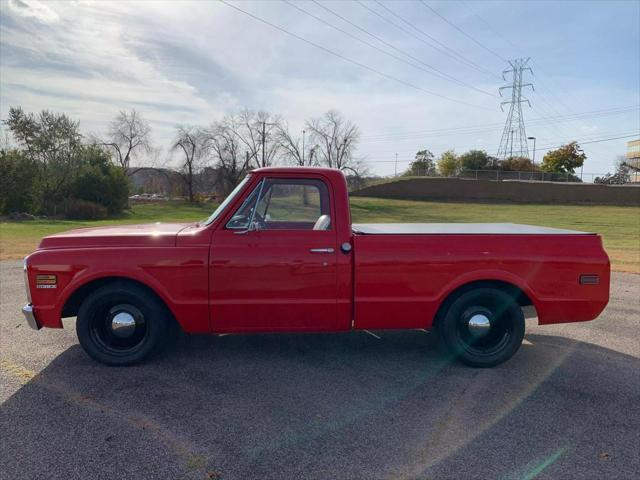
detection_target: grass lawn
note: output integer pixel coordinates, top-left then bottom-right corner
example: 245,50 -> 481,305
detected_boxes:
1,198 -> 638,273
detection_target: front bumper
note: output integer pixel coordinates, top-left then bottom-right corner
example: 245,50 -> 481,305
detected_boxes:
22,304 -> 41,330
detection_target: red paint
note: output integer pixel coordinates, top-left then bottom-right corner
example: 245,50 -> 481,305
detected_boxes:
24,167 -> 610,333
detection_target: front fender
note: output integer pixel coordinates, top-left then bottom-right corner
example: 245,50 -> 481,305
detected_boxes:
26,246 -> 210,333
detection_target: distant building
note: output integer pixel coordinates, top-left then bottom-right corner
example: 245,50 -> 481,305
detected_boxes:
627,139 -> 640,183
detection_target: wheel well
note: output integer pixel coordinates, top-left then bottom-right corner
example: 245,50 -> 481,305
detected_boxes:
432,280 -> 534,328
62,277 -> 174,321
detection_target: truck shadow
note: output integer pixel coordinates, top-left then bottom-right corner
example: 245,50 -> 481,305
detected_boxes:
2,331 -> 639,480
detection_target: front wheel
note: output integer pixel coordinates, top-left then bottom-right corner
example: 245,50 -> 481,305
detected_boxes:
76,282 -> 172,366
438,287 -> 525,368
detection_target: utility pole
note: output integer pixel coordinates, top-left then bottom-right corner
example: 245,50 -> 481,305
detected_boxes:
261,121 -> 266,167
395,153 -> 398,177
497,58 -> 534,160
302,129 -> 305,165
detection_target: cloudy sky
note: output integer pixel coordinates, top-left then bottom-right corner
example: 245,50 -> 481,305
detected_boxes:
1,0 -> 638,176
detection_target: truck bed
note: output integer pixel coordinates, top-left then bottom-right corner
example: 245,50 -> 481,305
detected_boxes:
352,226 -> 609,331
352,223 -> 593,235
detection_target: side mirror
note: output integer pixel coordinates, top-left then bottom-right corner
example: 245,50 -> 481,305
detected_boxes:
234,221 -> 259,235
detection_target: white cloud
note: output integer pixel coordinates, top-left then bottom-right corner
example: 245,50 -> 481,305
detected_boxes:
0,0 -> 638,175
7,0 -> 59,23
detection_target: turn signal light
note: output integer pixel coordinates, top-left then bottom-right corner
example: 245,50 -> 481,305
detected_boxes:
579,275 -> 600,285
36,274 -> 57,289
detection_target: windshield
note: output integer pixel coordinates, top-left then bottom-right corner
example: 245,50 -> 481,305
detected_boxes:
203,175 -> 252,226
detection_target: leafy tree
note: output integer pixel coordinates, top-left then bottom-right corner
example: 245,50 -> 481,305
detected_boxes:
459,150 -> 493,171
499,156 -> 537,172
437,150 -> 459,176
4,106 -> 82,212
0,149 -> 41,214
68,145 -> 129,214
541,141 -> 586,173
404,149 -> 436,176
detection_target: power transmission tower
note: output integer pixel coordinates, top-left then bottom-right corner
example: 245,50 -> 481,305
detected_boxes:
497,58 -> 534,159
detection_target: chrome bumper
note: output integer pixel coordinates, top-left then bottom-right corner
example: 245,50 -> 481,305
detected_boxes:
22,304 -> 41,330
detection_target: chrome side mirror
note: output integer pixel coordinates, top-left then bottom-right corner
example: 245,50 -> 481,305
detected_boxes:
234,221 -> 259,235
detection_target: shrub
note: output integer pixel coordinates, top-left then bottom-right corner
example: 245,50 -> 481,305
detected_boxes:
192,192 -> 208,204
459,150 -> 492,171
68,146 -> 129,214
0,149 -> 41,214
65,199 -> 108,220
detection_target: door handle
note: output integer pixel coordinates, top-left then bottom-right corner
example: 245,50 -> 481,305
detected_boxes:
309,248 -> 335,254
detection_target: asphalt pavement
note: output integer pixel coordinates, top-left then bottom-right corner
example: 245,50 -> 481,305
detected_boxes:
1,259 -> 639,480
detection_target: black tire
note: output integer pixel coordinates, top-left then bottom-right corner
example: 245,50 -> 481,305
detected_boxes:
76,282 -> 172,366
438,287 -> 525,368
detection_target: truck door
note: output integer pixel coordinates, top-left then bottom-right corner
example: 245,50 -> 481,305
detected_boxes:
210,175 -> 343,332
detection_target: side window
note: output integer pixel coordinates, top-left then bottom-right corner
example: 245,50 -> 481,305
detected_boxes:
226,180 -> 264,230
227,178 -> 331,231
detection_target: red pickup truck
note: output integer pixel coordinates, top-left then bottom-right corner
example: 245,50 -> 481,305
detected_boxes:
22,167 -> 610,367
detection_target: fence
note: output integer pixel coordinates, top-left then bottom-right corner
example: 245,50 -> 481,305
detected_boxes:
398,169 -> 609,183
352,176 -> 640,206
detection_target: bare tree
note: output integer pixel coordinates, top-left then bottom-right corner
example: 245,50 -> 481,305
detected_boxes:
305,110 -> 361,174
102,109 -> 152,175
232,109 -> 282,168
203,117 -> 254,194
276,123 -> 319,166
171,126 -> 207,202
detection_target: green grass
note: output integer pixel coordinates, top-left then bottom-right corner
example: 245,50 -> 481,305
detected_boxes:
1,198 -> 638,273
0,202 -> 214,261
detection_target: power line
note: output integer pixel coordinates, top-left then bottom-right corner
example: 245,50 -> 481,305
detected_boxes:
283,0 -> 496,97
360,132 -> 640,163
356,0 -> 501,80
464,1 -> 521,54
420,1 -> 507,62
360,105 -> 639,141
310,0 -> 497,97
219,0 -> 495,111
463,4 -> 593,114
422,1 -> 588,140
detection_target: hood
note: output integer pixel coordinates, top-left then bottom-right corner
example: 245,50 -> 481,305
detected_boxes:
39,223 -> 191,250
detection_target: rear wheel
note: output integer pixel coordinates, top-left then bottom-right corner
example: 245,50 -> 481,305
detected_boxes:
438,287 -> 525,367
76,283 -> 172,366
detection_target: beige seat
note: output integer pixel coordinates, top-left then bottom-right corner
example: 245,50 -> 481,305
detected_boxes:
313,214 -> 331,231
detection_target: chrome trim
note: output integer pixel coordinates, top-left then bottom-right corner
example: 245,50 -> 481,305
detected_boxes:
22,304 -> 40,330
23,256 -> 32,303
309,248 -> 335,254
228,178 -> 265,233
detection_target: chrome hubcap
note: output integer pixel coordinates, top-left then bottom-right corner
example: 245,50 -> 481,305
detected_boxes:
468,313 -> 491,337
110,311 -> 137,338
